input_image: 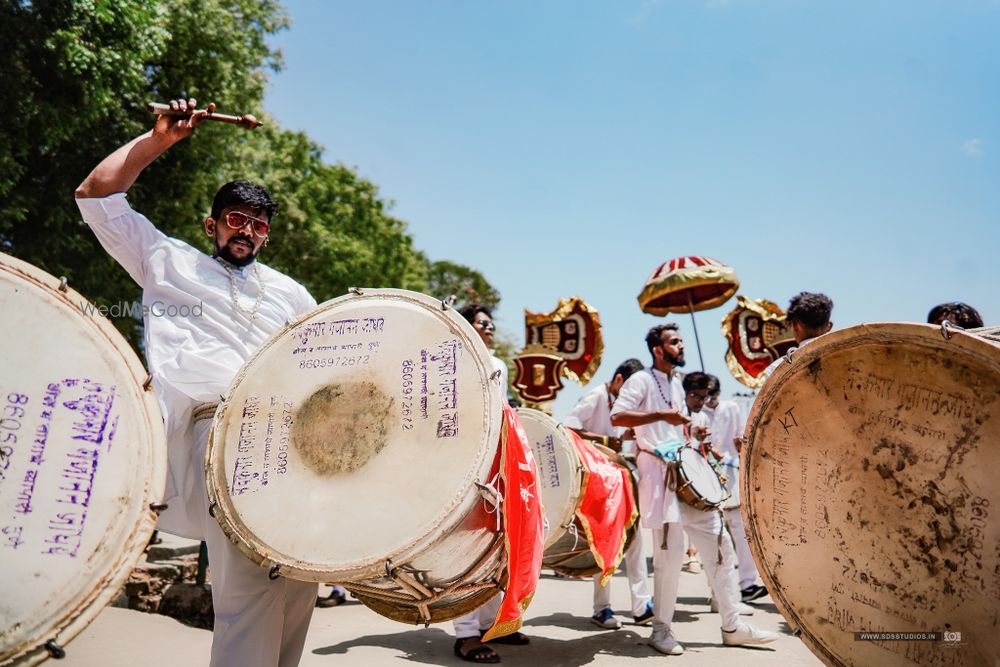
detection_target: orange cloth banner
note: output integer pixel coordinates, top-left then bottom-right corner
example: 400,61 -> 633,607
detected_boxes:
482,405 -> 545,641
569,431 -> 638,586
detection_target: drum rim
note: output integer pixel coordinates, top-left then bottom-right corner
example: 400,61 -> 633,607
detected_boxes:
677,445 -> 727,505
0,252 -> 166,665
741,321 -> 1000,667
516,407 -> 584,550
205,288 -> 504,581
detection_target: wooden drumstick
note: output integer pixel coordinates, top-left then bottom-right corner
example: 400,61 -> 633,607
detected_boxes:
147,102 -> 263,130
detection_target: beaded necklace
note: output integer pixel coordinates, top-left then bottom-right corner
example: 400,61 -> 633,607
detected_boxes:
219,260 -> 265,331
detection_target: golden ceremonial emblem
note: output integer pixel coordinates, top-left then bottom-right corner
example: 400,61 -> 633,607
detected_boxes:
513,297 -> 604,406
721,296 -> 796,388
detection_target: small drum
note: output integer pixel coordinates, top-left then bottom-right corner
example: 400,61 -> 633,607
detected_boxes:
744,323 -> 1000,666
518,408 -> 636,577
0,253 -> 166,665
674,445 -> 729,511
206,289 -> 506,624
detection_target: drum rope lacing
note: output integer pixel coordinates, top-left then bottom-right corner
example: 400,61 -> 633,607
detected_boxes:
475,472 -> 505,531
343,539 -> 508,625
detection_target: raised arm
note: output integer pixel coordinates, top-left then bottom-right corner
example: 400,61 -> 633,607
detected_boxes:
75,99 -> 213,198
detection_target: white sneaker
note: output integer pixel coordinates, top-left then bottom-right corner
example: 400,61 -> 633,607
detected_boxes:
649,627 -> 685,655
721,623 -> 780,646
709,597 -> 755,615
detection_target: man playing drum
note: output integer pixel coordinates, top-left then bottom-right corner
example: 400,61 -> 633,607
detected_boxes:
563,358 -> 654,629
610,324 -> 778,655
75,99 -> 319,667
450,303 -> 530,663
700,374 -> 767,604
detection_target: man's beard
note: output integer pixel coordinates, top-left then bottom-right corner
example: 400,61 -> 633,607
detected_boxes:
214,236 -> 257,267
665,351 -> 685,367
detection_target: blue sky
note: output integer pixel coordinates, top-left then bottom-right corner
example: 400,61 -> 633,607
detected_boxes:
265,1 -> 998,418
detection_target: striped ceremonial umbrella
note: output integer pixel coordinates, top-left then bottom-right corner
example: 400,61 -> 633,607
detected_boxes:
637,256 -> 740,370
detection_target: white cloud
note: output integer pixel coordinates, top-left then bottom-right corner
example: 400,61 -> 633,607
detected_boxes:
962,139 -> 984,156
629,0 -> 661,26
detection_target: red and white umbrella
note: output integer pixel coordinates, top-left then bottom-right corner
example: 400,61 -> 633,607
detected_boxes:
637,256 -> 739,369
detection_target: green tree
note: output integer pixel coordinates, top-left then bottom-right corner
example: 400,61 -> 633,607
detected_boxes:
426,260 -> 501,311
1,0 -> 496,346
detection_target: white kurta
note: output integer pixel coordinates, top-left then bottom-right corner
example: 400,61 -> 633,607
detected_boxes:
77,193 -> 316,539
610,368 -> 686,528
563,383 -> 617,436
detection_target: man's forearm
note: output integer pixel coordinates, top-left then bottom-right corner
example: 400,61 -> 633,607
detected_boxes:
566,427 -> 621,451
75,130 -> 178,199
611,410 -> 663,428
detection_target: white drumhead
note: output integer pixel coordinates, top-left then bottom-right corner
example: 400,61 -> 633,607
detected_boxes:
0,253 -> 166,665
517,408 -> 581,549
207,289 -> 503,582
678,447 -> 726,504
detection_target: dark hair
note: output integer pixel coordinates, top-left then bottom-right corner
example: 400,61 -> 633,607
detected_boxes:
645,323 -> 680,355
211,180 -> 277,222
705,373 -> 721,395
682,371 -> 712,393
458,303 -> 493,326
613,358 -> 644,382
787,292 -> 833,329
927,302 -> 983,329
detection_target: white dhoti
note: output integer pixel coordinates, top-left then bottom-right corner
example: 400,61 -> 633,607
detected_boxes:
189,417 -> 318,667
452,594 -> 503,638
651,504 -> 741,633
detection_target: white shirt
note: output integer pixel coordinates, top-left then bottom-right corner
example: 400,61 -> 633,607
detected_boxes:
563,383 -> 617,437
703,400 -> 744,463
610,368 -> 686,527
77,193 -> 316,536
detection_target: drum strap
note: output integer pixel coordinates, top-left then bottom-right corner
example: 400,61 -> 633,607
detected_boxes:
192,402 -> 220,423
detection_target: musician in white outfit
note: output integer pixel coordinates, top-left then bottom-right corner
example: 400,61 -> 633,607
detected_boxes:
701,374 -> 767,603
75,99 -> 318,667
450,303 -> 527,664
563,358 -> 654,629
610,324 -> 778,655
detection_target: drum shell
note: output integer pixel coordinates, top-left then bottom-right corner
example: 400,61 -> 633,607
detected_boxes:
742,323 -> 1000,667
674,446 -> 729,512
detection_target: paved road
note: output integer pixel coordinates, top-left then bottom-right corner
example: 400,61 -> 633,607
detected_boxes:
65,528 -> 822,666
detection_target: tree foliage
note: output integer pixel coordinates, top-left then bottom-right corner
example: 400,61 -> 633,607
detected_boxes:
0,0 -> 496,346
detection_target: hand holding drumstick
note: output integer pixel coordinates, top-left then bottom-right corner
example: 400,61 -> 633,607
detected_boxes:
149,98 -> 263,134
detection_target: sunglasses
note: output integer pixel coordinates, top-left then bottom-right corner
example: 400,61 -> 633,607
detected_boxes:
474,319 -> 496,332
224,211 -> 270,237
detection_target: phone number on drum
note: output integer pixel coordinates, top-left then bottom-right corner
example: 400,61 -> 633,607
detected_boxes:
299,355 -> 371,370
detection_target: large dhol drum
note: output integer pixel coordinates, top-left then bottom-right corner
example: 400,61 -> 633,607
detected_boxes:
743,323 -> 1000,667
518,408 -> 635,577
206,289 -> 506,624
0,253 -> 166,665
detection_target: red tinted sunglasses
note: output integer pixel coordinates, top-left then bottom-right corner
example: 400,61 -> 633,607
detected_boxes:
224,211 -> 270,237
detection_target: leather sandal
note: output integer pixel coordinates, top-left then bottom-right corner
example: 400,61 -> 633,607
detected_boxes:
454,638 -> 501,663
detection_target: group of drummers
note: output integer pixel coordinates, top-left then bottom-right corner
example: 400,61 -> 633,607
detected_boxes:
69,99 -> 986,667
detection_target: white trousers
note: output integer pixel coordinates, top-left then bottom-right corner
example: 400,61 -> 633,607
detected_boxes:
723,506 -> 760,590
452,594 -> 504,638
190,419 -> 319,667
592,528 -> 651,615
651,504 -> 741,633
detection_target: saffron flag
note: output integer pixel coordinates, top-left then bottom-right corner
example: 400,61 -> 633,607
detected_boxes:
482,405 -> 545,641
569,431 -> 638,586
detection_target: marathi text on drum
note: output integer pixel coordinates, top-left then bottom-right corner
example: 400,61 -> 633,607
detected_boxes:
1,379 -> 119,559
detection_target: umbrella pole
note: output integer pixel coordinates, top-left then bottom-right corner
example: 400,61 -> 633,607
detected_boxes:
687,294 -> 705,371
